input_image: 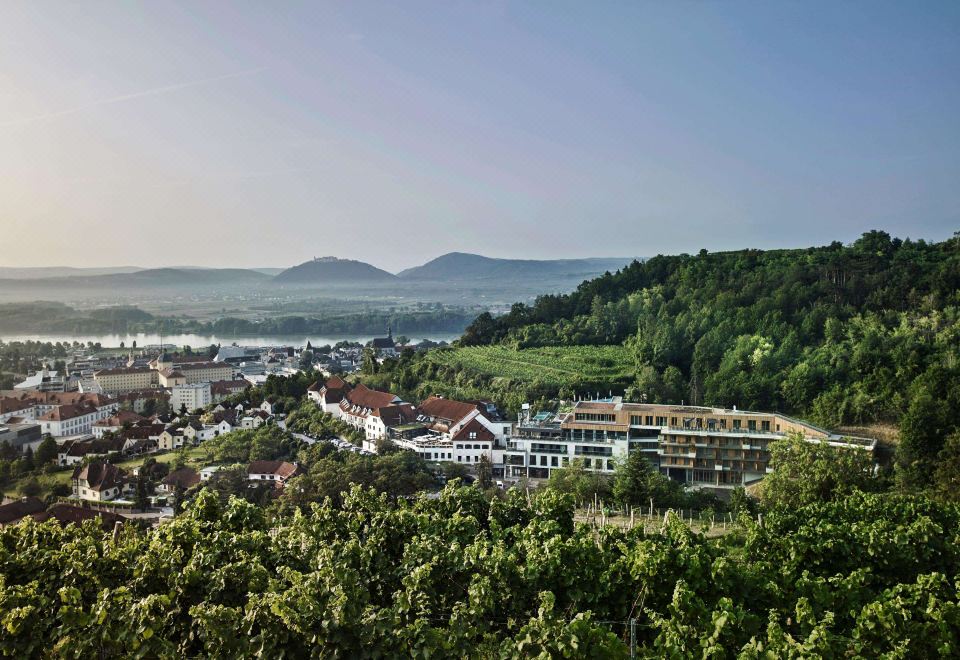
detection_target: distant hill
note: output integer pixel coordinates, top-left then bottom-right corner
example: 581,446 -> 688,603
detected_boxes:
397,252 -> 636,281
274,257 -> 399,284
0,267 -> 270,289
0,266 -> 143,279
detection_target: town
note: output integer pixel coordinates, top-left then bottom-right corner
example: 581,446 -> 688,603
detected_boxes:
0,328 -> 879,528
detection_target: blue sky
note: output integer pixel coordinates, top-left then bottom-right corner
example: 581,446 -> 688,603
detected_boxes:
0,1 -> 956,270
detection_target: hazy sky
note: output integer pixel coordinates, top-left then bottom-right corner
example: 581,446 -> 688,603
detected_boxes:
0,1 -> 957,271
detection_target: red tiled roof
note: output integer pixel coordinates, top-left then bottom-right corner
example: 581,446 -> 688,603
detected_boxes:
38,402 -> 99,421
95,366 -> 153,376
162,467 -> 201,489
71,461 -> 128,491
93,411 -> 145,427
341,384 -> 399,412
247,460 -> 303,479
373,403 -> 418,427
418,396 -> 483,425
452,417 -> 495,443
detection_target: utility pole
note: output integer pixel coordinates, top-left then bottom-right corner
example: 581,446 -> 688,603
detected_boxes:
629,618 -> 637,658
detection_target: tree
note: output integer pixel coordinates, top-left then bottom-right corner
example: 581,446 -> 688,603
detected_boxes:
21,447 -> 35,473
135,475 -> 149,511
761,433 -> 878,509
476,454 -> 493,490
20,477 -> 41,497
34,437 -> 58,466
932,432 -> 960,501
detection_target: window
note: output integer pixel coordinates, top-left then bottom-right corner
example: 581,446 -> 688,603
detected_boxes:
540,456 -> 547,466
645,415 -> 653,425
656,416 -> 667,426
748,420 -> 757,431
574,412 -> 616,423
761,421 -> 770,431
670,417 -> 678,426
551,456 -> 558,467
733,420 -> 741,430
469,432 -> 477,439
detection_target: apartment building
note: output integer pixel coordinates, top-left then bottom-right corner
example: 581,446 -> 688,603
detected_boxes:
94,367 -> 159,394
170,383 -> 212,412
506,398 -> 876,492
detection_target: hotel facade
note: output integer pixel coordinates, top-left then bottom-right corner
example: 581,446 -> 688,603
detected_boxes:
505,398 -> 875,492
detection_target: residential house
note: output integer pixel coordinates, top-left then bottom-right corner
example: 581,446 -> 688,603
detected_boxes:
72,461 -> 131,501
159,467 -> 201,494
247,460 -> 304,486
92,411 -> 146,438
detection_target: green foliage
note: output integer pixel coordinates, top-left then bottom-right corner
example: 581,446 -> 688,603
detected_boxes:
761,433 -> 880,509
1,485 -> 957,655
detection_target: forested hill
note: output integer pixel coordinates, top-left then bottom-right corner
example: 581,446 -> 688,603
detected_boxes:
458,231 -> 960,483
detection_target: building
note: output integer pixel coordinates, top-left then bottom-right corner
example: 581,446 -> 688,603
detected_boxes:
94,367 -> 158,394
92,411 -> 146,438
247,460 -> 304,486
32,504 -> 128,530
169,362 -> 235,385
369,328 -> 398,357
159,467 -> 201,494
0,421 -> 42,453
37,401 -> 112,437
72,461 -> 131,501
338,384 -> 403,430
0,497 -> 47,527
364,403 -> 419,442
14,366 -> 65,392
505,399 -> 876,492
210,380 -> 248,402
170,383 -> 212,412
308,375 -> 351,414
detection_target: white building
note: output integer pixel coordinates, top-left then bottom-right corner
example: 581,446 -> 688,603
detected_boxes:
170,383 -> 212,412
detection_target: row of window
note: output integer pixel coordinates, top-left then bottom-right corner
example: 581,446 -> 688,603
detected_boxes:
454,443 -> 489,450
573,412 -> 616,423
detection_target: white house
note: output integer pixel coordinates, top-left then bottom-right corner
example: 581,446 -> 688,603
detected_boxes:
72,462 -> 131,502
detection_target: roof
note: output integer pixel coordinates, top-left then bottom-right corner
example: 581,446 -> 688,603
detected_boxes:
370,337 -> 395,349
452,418 -> 495,443
93,411 -> 145,427
95,366 -> 153,376
32,504 -> 127,530
418,396 -> 483,425
71,462 -> 128,491
247,460 -> 303,479
0,497 -> 46,524
38,402 -> 99,422
373,403 -> 418,427
0,396 -> 34,414
162,467 -> 201,489
210,380 -> 248,395
342,384 -> 399,411
178,362 -> 232,371
159,368 -> 186,379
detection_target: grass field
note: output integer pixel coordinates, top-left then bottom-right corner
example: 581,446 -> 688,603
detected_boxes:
424,345 -> 635,388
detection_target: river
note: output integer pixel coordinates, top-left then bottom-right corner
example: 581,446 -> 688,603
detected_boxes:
0,331 -> 462,348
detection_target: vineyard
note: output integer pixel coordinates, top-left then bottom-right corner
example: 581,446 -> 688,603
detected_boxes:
423,345 -> 634,390
1,485 -> 957,656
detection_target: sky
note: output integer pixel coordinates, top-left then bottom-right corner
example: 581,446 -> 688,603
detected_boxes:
0,1 -> 957,272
